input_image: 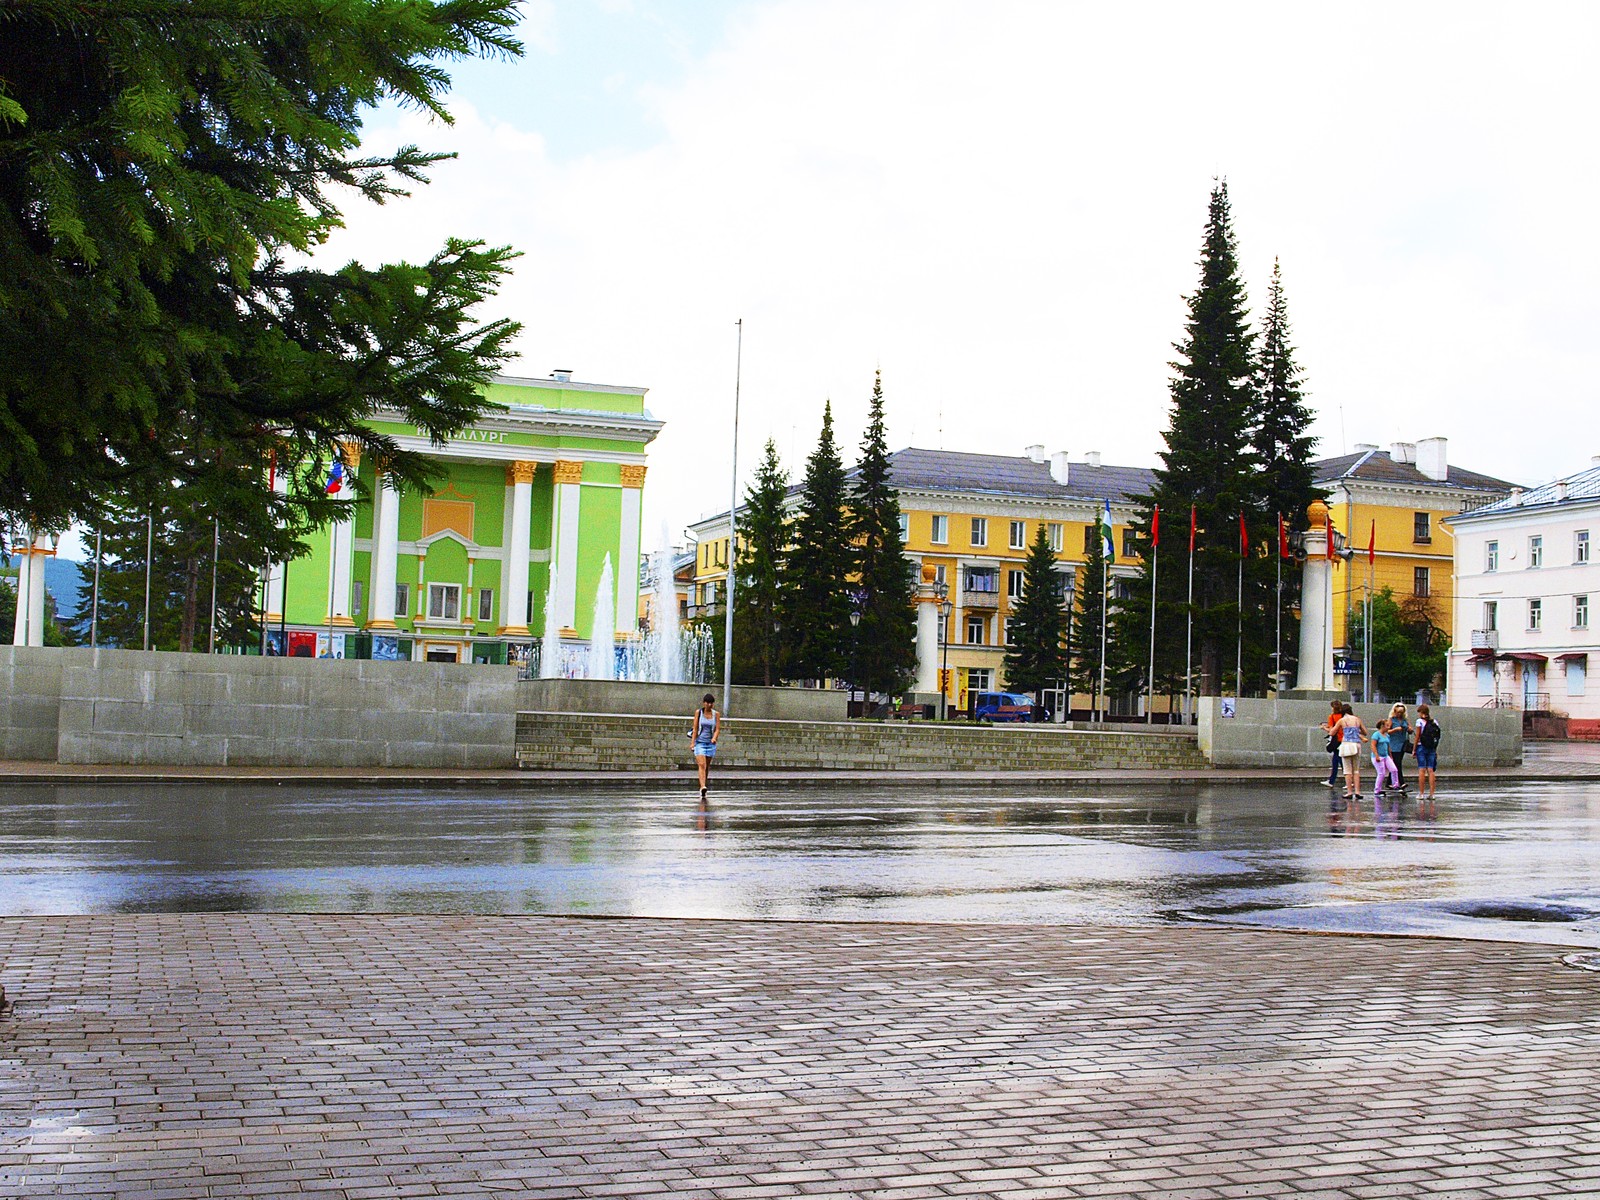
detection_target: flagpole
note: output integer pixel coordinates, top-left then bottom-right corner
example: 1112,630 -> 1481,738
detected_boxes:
1098,544 -> 1108,724
1184,506 -> 1195,725
90,527 -> 102,649
1274,514 -> 1282,694
1235,514 -> 1244,699
721,318 -> 742,716
143,509 -> 153,652
1146,507 -> 1158,725
208,519 -> 219,655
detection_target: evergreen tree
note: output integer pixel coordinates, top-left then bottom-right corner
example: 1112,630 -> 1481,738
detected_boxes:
848,372 -> 917,705
1141,181 -> 1262,697
1348,588 -> 1447,700
731,439 -> 791,685
1065,522 -> 1109,707
785,402 -> 854,682
1003,523 -> 1068,699
1106,507 -> 1188,712
0,0 -> 522,532
1250,259 -> 1321,688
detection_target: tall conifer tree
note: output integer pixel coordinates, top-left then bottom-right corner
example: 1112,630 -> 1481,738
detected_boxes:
1065,523 -> 1109,706
731,439 -> 791,685
1003,523 -> 1067,701
849,372 -> 917,704
785,402 -> 853,682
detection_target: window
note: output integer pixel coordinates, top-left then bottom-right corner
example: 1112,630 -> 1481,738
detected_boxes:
427,583 -> 460,621
1529,536 -> 1543,569
1122,529 -> 1138,560
1529,597 -> 1542,631
1413,566 -> 1430,597
1083,524 -> 1096,553
1578,530 -> 1591,564
1477,661 -> 1495,697
1485,540 -> 1499,572
394,582 -> 410,617
1007,569 -> 1024,598
1047,523 -> 1063,552
970,517 -> 988,547
965,667 -> 992,694
897,513 -> 910,540
964,567 -> 999,593
1413,512 -> 1431,543
930,514 -> 948,545
353,581 -> 364,614
934,563 -> 947,587
965,614 -> 987,644
478,588 -> 494,623
1483,600 -> 1498,631
1000,617 -> 1011,645
1568,658 -> 1587,697
1577,594 -> 1590,630
1009,520 -> 1026,550
1112,578 -> 1132,601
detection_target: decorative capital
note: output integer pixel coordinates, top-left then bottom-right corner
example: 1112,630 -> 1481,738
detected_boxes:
1307,498 -> 1330,528
506,460 -> 538,486
553,459 -> 584,486
619,464 -> 647,490
338,441 -> 361,469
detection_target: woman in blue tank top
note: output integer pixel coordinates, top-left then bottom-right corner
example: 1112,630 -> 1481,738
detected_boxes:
688,692 -> 720,799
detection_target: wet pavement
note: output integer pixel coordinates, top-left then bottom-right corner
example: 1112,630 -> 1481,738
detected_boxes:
1,775 -> 1597,946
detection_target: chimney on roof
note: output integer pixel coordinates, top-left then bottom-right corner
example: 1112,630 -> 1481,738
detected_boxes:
1390,442 -> 1416,464
1085,450 -> 1102,468
552,369 -> 573,382
1354,442 -> 1378,453
1050,452 -> 1070,485
1416,436 -> 1448,482
1556,480 -> 1569,501
1025,444 -> 1047,463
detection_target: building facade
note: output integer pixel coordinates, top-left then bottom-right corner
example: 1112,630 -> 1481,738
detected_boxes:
689,445 -> 1153,717
264,372 -> 661,663
1313,439 -> 1515,683
1443,458 -> 1600,736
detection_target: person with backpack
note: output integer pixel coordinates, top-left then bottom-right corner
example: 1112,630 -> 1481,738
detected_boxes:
1414,703 -> 1442,803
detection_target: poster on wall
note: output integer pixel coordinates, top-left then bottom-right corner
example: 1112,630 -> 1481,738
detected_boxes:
265,631 -> 286,657
287,631 -> 317,658
372,635 -> 401,661
329,633 -> 346,659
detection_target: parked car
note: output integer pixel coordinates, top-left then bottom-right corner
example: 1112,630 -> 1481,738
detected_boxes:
971,691 -> 1050,723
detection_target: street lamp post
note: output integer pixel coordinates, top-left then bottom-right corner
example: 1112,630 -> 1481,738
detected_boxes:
849,607 -> 861,719
938,592 -> 953,722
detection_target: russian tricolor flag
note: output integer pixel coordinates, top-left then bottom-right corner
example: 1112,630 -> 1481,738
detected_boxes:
324,461 -> 346,495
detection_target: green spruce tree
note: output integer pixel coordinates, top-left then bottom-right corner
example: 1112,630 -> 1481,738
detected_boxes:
731,439 -> 792,685
848,372 -> 917,707
1066,521 -> 1109,710
1003,523 -> 1068,702
785,402 -> 854,683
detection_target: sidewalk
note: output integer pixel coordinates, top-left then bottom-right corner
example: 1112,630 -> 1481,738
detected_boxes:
3,913 -> 1598,1198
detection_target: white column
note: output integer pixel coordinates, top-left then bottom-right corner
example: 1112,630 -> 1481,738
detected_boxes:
914,562 -> 940,693
367,472 -> 401,628
265,469 -> 288,621
25,535 -> 47,646
616,465 -> 645,637
499,460 -> 535,635
1297,518 -> 1336,692
327,443 -> 359,627
552,459 -> 583,632
11,527 -> 33,646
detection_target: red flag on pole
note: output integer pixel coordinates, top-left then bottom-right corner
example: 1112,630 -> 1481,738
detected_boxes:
1239,512 -> 1248,555
1189,505 -> 1197,554
1278,513 -> 1290,559
1151,506 -> 1159,549
1367,518 -> 1376,566
1326,516 -> 1338,563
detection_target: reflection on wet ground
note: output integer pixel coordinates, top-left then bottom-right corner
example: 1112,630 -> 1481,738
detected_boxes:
0,777 -> 1596,945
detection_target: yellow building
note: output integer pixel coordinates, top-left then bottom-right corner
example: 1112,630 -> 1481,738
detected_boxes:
1314,438 -> 1515,681
687,445 -> 1155,718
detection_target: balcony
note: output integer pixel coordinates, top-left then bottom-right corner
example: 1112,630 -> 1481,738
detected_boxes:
961,588 -> 1000,609
1470,629 -> 1499,651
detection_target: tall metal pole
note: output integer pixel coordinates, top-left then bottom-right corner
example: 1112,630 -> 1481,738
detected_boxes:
1146,508 -> 1158,724
1097,512 -> 1108,724
208,519 -> 220,654
1235,517 -> 1244,699
90,528 -> 102,649
1184,508 -> 1195,724
142,510 -> 153,651
1274,516 -> 1282,693
721,318 -> 742,715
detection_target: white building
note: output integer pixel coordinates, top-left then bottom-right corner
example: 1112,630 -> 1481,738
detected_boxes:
1444,457 -> 1600,737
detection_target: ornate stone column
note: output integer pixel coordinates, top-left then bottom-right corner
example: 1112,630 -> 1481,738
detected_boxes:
327,443 -> 359,627
366,471 -> 401,629
616,464 -> 646,639
914,563 -> 942,694
499,460 -> 537,636
24,531 -> 47,647
11,526 -> 38,646
1296,499 -> 1337,692
551,459 -> 583,634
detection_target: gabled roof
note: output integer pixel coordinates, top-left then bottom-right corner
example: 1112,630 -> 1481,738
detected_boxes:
865,448 -> 1155,503
1451,462 -> 1600,521
1312,450 -> 1516,494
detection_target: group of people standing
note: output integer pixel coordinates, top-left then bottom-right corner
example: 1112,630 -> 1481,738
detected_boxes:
1324,700 -> 1442,805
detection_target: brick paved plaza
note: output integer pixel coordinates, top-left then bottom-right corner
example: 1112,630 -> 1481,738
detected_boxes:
2,914 -> 1598,1198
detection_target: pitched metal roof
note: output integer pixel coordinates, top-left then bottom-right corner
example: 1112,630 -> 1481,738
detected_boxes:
1312,450 -> 1516,493
1451,462 -> 1600,520
863,448 -> 1155,503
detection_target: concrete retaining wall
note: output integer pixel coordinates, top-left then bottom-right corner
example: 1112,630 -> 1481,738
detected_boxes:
0,646 -> 84,761
1196,697 -> 1522,768
514,678 -> 845,722
515,712 -> 1207,772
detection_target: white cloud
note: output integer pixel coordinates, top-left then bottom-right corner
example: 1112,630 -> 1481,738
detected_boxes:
318,0 -> 1600,548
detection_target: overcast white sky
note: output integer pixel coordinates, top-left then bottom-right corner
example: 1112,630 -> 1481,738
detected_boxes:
314,0 -> 1600,552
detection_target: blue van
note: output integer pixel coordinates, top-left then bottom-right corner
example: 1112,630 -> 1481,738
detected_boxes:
972,691 -> 1048,723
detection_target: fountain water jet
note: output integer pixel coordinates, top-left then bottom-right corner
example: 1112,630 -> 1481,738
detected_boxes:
586,555 -> 616,679
540,563 -> 563,678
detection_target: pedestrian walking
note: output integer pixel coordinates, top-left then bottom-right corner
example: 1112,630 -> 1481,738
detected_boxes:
1320,700 -> 1343,787
1414,703 -> 1442,805
1387,702 -> 1411,790
1370,718 -> 1400,798
1336,702 -> 1368,801
688,692 -> 720,799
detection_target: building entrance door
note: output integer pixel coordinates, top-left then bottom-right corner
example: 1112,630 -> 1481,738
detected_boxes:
424,642 -> 462,663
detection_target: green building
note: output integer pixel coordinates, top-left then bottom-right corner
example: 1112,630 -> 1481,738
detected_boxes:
264,372 -> 661,663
